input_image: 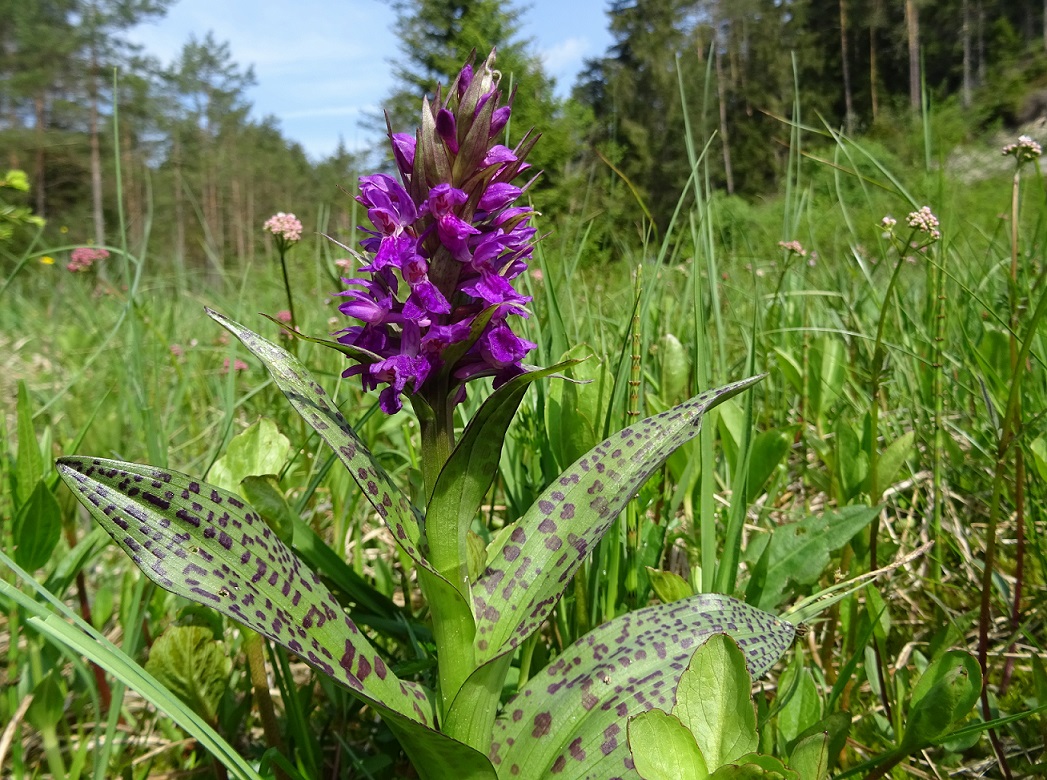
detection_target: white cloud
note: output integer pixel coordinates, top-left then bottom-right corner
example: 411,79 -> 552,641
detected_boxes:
539,37 -> 591,74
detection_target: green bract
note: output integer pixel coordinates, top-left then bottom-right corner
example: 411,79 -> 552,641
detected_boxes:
58,313 -> 797,779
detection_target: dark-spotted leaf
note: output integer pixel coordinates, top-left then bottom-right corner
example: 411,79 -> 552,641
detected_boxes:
628,708 -> 707,780
473,377 -> 763,661
55,456 -> 434,728
240,475 -> 295,543
674,634 -> 758,771
206,310 -> 433,578
489,593 -> 795,779
13,479 -> 62,570
145,625 -> 230,721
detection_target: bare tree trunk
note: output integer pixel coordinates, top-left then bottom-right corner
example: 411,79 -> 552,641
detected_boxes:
89,36 -> 105,246
977,1 -> 986,86
962,0 -> 973,107
34,95 -> 45,217
906,0 -> 921,111
715,35 -> 734,195
173,136 -> 185,268
870,0 -> 882,120
840,0 -> 854,132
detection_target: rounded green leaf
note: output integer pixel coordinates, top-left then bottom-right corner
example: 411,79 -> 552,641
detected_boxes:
628,708 -> 708,780
145,625 -> 231,722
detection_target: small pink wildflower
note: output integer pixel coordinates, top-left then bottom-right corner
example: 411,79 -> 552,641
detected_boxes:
263,212 -> 303,243
276,310 -> 293,323
906,206 -> 941,241
777,240 -> 807,257
1002,135 -> 1042,163
334,258 -> 353,272
221,357 -> 249,374
67,246 -> 109,272
170,344 -> 185,358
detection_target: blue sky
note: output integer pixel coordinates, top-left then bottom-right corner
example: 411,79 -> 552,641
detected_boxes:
128,0 -> 613,160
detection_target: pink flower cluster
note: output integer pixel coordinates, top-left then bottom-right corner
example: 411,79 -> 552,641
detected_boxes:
263,212 -> 303,243
777,240 -> 807,257
67,246 -> 109,272
906,206 -> 941,241
1002,135 -> 1042,163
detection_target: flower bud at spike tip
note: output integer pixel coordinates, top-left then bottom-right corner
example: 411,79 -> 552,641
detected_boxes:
335,50 -> 538,414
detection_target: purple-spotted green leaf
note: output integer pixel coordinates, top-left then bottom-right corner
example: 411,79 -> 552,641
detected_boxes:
206,309 -> 435,578
55,456 -> 435,728
488,593 -> 795,780
426,360 -> 578,587
472,376 -> 763,660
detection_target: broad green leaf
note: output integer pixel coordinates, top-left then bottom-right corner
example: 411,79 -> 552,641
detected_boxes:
900,650 -> 980,751
791,713 -> 849,770
832,419 -> 867,501
772,348 -> 802,395
787,732 -> 829,780
776,650 -> 822,751
145,625 -> 230,721
628,708 -> 708,780
16,381 -> 45,507
646,566 -> 694,604
427,361 -> 576,587
658,333 -> 691,403
490,593 -> 795,780
870,430 -> 914,494
808,338 -> 845,422
13,479 -> 62,570
747,429 -> 790,502
674,634 -> 757,771
744,506 -> 880,611
474,376 -> 763,660
708,754 -> 796,779
546,346 -> 608,470
207,310 -> 432,577
1030,437 -> 1047,483
27,672 -> 65,730
206,418 -> 291,496
56,456 -> 434,728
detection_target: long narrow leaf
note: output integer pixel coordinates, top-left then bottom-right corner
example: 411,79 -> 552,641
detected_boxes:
207,309 -> 436,577
56,457 -> 435,727
473,376 -> 763,660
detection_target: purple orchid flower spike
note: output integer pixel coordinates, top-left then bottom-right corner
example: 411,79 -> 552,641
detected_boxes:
336,50 -> 537,414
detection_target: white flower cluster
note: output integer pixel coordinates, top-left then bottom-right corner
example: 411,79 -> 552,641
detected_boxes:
1002,135 -> 1043,163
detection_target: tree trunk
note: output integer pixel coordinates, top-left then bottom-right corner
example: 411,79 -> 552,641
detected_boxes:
34,94 -> 46,217
870,0 -> 882,120
840,0 -> 854,133
89,34 -> 105,246
962,0 -> 973,107
715,35 -> 734,195
906,0 -> 921,111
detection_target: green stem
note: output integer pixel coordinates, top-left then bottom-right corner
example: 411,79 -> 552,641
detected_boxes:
244,631 -> 287,780
278,246 -> 298,339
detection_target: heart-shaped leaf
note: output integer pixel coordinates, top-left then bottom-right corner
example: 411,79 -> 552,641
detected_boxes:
473,376 -> 763,660
489,593 -> 795,779
56,457 -> 434,728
